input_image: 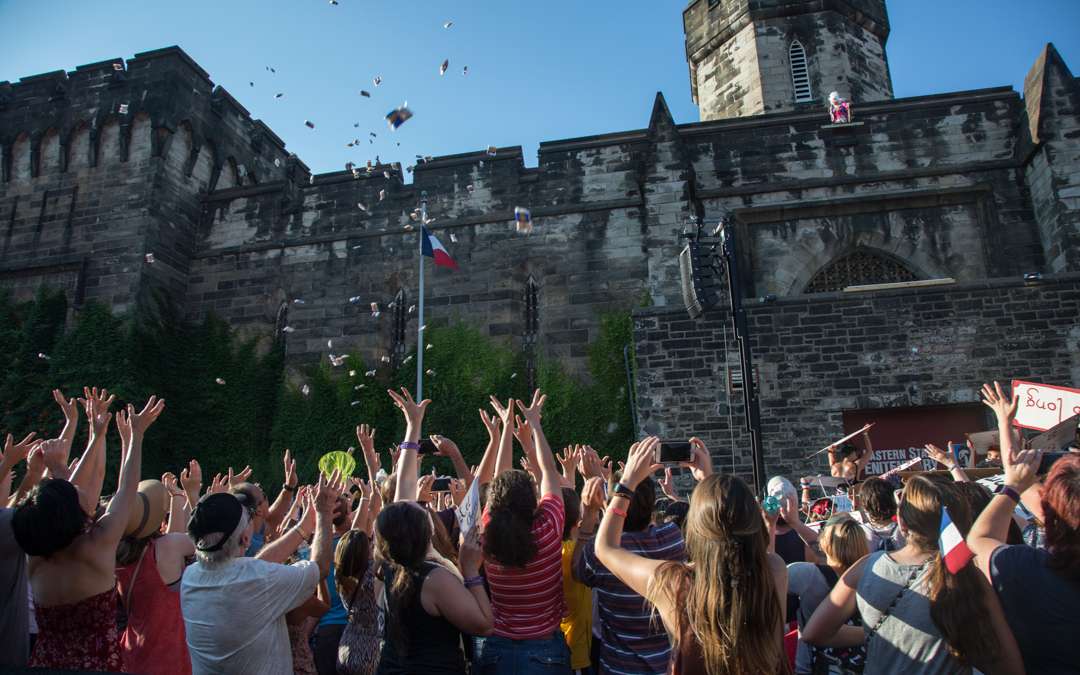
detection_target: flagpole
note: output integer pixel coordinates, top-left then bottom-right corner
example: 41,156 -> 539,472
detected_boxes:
416,191 -> 427,400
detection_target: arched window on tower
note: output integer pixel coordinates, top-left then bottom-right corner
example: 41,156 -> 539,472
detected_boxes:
804,249 -> 918,294
790,40 -> 813,104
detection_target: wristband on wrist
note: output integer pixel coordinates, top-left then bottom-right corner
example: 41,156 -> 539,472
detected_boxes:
463,575 -> 485,588
283,484 -> 298,492
995,484 -> 1021,503
399,441 -> 420,451
608,505 -> 629,519
296,525 -> 310,539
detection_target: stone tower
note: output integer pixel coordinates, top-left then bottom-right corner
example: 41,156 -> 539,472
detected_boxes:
683,0 -> 894,121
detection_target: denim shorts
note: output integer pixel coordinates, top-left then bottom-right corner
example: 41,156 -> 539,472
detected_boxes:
474,631 -> 571,675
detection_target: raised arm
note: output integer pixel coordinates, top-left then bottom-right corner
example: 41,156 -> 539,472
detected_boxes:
266,449 -> 298,535
431,434 -> 473,485
968,381 -> 1041,579
179,459 -> 202,511
311,471 -> 342,579
356,425 -> 381,484
924,444 -> 970,482
1,432 -> 37,505
259,488 -> 316,564
69,388 -> 116,513
389,388 -> 430,503
490,396 -> 516,478
474,410 -> 501,487
430,527 -> 494,636
12,444 -> 46,508
162,473 -> 191,534
856,432 -> 873,477
51,389 -> 80,467
595,438 -> 667,601
92,396 -> 164,546
516,390 -> 562,498
555,446 -> 578,490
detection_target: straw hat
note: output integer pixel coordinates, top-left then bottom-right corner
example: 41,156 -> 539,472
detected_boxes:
125,479 -> 169,539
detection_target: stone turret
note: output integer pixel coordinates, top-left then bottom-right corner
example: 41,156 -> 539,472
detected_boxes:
683,0 -> 893,120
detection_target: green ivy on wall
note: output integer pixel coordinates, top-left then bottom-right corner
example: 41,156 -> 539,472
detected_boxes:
0,289 -> 636,494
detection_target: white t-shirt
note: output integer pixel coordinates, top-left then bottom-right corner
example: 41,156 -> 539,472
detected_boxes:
181,556 -> 319,675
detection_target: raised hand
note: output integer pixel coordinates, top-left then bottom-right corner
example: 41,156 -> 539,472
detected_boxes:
457,526 -> 484,577
228,465 -> 253,487
430,434 -> 461,460
579,446 -> 603,480
1003,446 -> 1042,494
600,456 -> 613,483
80,387 -> 116,439
449,478 -> 466,506
52,389 -> 79,428
2,432 -> 38,467
315,470 -> 343,513
581,476 -> 606,511
779,494 -> 801,525
161,472 -> 185,498
622,437 -> 663,489
682,437 -> 714,482
659,467 -> 680,501
389,445 -> 401,469
26,444 -> 46,479
39,438 -> 71,478
489,396 -> 515,425
924,443 -> 956,469
128,396 -> 165,438
387,387 -> 431,434
981,381 -> 1018,422
282,449 -> 300,486
514,389 -> 546,427
416,471 -> 436,503
355,424 -> 379,474
298,489 -> 317,535
479,410 -> 500,441
512,416 -> 536,457
207,472 -> 229,495
180,459 -> 202,497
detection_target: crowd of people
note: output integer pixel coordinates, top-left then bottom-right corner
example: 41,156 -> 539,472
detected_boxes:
0,381 -> 1077,674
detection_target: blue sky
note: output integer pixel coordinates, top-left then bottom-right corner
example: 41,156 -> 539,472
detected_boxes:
3,1 -> 1078,175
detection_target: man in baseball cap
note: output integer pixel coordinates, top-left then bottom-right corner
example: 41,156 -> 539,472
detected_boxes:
181,477 -> 341,675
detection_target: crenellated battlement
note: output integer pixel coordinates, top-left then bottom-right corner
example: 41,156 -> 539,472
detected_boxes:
0,46 -> 295,188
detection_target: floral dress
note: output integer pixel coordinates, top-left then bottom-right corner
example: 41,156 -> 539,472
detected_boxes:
30,588 -> 123,671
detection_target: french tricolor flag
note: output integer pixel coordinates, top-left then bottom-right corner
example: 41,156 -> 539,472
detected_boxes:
421,226 -> 458,270
938,505 -> 973,574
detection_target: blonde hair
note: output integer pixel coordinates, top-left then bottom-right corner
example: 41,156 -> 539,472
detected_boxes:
820,516 -> 869,569
649,474 -> 787,675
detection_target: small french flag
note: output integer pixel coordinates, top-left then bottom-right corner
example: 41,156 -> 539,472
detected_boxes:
421,226 -> 458,270
939,505 -> 973,574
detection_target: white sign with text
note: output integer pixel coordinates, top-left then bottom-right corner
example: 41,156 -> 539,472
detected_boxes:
1011,379 -> 1080,431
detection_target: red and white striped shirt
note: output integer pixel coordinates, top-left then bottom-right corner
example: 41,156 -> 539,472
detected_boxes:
484,493 -> 566,639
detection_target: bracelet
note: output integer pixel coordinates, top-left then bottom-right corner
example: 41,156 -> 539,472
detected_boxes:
399,441 -> 420,451
609,493 -> 631,503
463,575 -> 485,588
608,505 -> 628,519
283,484 -> 298,492
296,526 -> 310,539
995,484 -> 1021,503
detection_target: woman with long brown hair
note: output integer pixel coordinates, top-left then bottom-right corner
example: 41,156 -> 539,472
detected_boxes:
594,437 -> 789,675
803,475 -> 1023,674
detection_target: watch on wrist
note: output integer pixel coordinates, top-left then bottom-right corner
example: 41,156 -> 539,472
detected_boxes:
613,482 -> 635,500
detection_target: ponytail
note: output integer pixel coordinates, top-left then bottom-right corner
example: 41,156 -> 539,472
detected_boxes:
901,475 -> 999,666
925,552 -> 999,665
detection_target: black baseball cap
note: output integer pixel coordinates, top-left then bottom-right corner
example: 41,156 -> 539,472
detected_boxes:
188,493 -> 244,552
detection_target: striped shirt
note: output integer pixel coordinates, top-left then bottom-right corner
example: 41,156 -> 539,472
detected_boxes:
484,493 -> 566,639
574,522 -> 686,675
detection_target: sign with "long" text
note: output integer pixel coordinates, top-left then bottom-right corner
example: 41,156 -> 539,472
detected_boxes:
1011,379 -> 1080,431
